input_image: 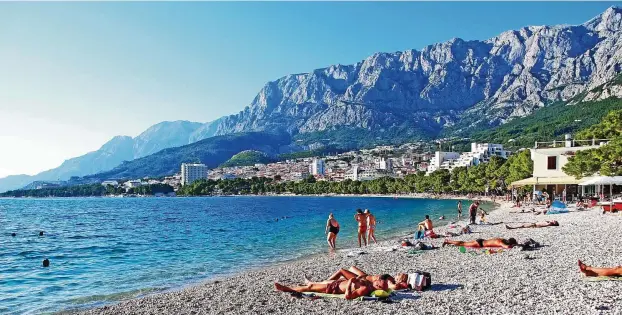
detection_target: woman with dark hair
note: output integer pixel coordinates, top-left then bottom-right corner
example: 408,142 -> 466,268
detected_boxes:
274,276 -> 388,300
505,220 -> 559,229
305,266 -> 408,290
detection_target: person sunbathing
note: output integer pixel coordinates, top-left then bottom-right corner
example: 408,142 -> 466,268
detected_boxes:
578,260 -> 622,277
274,275 -> 388,300
307,266 -> 408,290
442,237 -> 519,249
505,220 -> 559,229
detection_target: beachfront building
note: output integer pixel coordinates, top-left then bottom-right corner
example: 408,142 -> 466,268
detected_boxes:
309,158 -> 325,176
124,180 -> 142,188
427,151 -> 460,174
181,163 -> 209,186
101,180 -> 119,187
344,166 -> 360,181
427,143 -> 510,174
510,135 -> 610,200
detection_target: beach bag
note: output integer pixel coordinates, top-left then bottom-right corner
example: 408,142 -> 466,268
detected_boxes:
408,271 -> 431,291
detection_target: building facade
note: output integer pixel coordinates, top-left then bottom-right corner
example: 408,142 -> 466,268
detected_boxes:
427,143 -> 510,174
309,158 -> 325,176
181,163 -> 209,185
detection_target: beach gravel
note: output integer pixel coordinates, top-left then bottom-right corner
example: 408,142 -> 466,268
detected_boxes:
79,202 -> 622,315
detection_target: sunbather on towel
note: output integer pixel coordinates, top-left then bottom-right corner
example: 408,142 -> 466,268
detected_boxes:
442,237 -> 519,249
307,266 -> 408,290
578,260 -> 622,277
274,275 -> 388,300
505,220 -> 559,229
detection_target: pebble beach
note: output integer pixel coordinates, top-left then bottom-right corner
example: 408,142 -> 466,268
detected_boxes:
78,201 -> 622,315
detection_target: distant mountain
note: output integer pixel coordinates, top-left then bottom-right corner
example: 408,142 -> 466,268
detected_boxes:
192,7 -> 622,142
79,132 -> 292,181
0,121 -> 205,193
4,7 -> 622,192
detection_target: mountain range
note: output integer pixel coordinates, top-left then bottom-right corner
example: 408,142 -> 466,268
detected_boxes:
2,7 -> 622,192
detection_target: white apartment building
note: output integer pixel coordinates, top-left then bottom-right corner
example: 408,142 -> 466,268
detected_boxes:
124,180 -> 142,188
309,158 -> 325,176
427,143 -> 510,174
375,157 -> 393,171
344,166 -> 360,181
181,163 -> 209,185
427,152 -> 460,174
101,180 -> 119,187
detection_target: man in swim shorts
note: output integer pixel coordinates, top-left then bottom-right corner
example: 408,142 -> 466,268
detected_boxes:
365,209 -> 377,245
442,237 -> 519,249
354,209 -> 368,247
468,201 -> 480,224
505,220 -> 559,229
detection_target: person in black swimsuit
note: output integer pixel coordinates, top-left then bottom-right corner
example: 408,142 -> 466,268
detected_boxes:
325,213 -> 340,250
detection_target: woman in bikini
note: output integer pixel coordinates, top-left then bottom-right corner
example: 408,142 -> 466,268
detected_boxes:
306,266 -> 408,290
442,237 -> 519,249
578,260 -> 622,277
505,220 -> 559,229
274,276 -> 388,300
325,213 -> 340,250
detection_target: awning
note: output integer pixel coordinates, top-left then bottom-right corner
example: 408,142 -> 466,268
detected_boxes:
510,176 -> 589,187
579,176 -> 622,186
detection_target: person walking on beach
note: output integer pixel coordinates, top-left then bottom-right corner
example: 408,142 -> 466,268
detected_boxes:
354,209 -> 368,247
325,213 -> 339,250
365,209 -> 377,245
457,200 -> 463,219
468,201 -> 480,225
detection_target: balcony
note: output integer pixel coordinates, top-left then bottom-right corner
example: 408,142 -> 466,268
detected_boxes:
534,139 -> 611,149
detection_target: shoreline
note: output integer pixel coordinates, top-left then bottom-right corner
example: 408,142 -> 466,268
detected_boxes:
68,198 -> 495,314
77,201 -> 622,314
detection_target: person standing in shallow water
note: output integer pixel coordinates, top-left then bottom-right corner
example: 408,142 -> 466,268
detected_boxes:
469,201 -> 480,225
354,209 -> 368,247
325,213 -> 340,250
457,200 -> 463,219
365,209 -> 377,245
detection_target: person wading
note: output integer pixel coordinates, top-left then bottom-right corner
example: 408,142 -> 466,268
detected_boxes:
354,209 -> 368,247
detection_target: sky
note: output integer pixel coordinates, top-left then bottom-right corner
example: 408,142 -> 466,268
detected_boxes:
0,1 -> 616,178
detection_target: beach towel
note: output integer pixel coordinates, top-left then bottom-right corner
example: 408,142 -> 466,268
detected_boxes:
300,290 -> 395,301
582,276 -> 622,282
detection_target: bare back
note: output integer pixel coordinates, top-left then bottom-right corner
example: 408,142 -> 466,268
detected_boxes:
367,214 -> 376,226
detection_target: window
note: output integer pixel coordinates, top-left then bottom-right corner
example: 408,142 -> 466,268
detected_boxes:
547,156 -> 557,170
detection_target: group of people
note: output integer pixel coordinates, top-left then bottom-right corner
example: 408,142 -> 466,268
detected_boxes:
274,266 -> 408,300
325,209 -> 377,250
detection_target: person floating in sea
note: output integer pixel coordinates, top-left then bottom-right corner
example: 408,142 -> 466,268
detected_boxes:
468,201 -> 480,225
505,220 -> 559,229
305,266 -> 409,290
578,260 -> 622,277
457,200 -> 462,219
442,237 -> 519,249
354,209 -> 368,247
275,274 -> 390,299
365,209 -> 377,245
325,213 -> 340,250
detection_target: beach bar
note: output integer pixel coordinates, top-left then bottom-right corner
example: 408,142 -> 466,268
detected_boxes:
510,135 -> 610,201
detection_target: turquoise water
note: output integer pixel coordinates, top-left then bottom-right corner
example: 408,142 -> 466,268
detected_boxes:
0,196 -> 480,314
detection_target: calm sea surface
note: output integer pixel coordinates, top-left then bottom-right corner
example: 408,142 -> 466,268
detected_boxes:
0,196 -> 487,314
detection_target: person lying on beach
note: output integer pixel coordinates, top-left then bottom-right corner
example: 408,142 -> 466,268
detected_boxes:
442,237 -> 519,249
578,260 -> 622,277
306,266 -> 409,290
505,220 -> 559,229
274,275 -> 389,300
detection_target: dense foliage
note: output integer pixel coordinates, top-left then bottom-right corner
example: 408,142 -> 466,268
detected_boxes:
563,110 -> 622,178
179,153 -> 533,196
294,125 -> 435,150
219,150 -> 275,168
0,183 -> 174,197
464,98 -> 622,150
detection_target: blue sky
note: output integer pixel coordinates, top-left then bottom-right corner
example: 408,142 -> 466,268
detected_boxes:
0,1 -> 615,177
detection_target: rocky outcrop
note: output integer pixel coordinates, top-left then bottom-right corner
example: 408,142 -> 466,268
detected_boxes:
201,7 -> 622,136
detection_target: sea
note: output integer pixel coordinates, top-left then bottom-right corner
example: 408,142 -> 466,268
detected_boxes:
0,196 -> 488,314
